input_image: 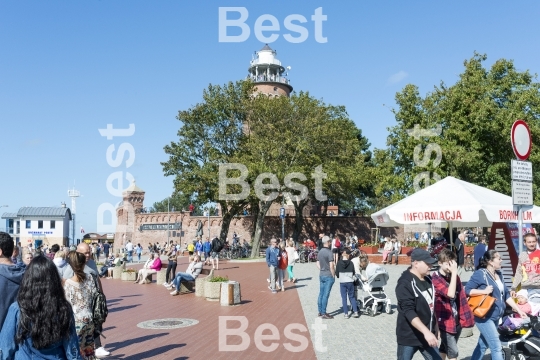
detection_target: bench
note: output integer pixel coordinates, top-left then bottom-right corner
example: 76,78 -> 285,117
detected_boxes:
145,262 -> 168,284
180,268 -> 214,294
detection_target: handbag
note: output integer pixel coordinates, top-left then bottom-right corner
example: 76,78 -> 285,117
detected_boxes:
468,294 -> 496,318
468,270 -> 496,318
293,250 -> 299,261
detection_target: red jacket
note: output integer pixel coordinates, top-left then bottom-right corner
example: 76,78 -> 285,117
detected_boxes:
278,251 -> 288,270
432,271 -> 474,334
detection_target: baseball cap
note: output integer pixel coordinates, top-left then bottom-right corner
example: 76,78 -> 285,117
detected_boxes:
411,248 -> 437,264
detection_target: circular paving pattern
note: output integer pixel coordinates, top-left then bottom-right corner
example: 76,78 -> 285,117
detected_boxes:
137,318 -> 199,330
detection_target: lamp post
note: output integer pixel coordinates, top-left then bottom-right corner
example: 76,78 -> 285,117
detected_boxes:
0,205 -> 7,234
167,197 -> 170,245
207,204 -> 211,238
280,195 -> 285,244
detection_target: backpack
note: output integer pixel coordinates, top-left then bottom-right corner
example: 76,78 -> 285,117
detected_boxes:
91,275 -> 108,329
213,238 -> 224,253
335,238 -> 341,248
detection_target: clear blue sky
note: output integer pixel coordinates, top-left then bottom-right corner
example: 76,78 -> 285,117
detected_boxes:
2,1 -> 540,235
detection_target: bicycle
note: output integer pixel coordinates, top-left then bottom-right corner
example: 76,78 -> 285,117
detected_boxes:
464,251 -> 475,271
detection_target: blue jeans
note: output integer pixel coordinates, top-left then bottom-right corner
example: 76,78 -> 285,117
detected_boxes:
340,282 -> 358,314
173,272 -> 195,290
471,319 -> 503,360
318,276 -> 335,314
397,344 -> 441,360
127,250 -> 133,262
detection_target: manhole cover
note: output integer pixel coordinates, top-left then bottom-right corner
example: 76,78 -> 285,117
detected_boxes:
137,318 -> 199,329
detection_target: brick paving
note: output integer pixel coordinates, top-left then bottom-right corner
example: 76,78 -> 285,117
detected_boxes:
100,255 -> 493,359
99,256 -> 315,360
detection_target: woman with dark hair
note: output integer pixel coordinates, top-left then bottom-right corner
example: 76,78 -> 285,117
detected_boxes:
465,249 -> 526,360
64,251 -> 98,360
0,255 -> 81,359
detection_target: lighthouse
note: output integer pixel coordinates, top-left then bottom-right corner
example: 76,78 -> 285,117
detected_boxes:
248,44 -> 293,97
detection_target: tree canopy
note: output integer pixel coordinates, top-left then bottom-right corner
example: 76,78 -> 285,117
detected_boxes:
373,53 -> 540,209
162,80 -> 373,251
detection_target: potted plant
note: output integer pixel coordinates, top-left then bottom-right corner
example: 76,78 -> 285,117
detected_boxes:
205,276 -> 229,301
121,268 -> 137,281
359,242 -> 380,254
403,240 -> 427,256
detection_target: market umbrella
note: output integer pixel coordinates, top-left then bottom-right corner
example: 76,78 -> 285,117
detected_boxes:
371,176 -> 540,245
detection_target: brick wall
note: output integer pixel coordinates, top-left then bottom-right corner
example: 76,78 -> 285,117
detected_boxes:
115,211 -> 403,250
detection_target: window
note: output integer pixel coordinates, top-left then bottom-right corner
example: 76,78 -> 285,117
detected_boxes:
25,220 -> 31,229
38,220 -> 43,229
50,220 -> 56,229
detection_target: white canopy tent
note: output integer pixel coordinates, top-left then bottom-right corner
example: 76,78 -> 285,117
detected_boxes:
371,176 -> 540,247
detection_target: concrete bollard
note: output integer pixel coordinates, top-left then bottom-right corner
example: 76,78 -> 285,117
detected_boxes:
220,281 -> 241,306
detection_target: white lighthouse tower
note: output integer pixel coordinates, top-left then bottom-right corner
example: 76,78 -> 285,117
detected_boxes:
248,44 -> 293,97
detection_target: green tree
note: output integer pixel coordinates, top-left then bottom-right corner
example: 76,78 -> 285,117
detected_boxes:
161,81 -> 253,241
375,53 -> 540,207
237,91 -> 372,256
150,192 -> 199,214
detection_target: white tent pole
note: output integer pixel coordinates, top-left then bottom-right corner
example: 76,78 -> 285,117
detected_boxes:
449,221 -> 453,249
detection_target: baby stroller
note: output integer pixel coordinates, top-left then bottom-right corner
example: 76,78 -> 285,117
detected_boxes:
499,294 -> 540,359
357,263 -> 392,316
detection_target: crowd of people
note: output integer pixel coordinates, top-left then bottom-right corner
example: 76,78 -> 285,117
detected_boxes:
0,232 -> 110,359
4,227 -> 540,360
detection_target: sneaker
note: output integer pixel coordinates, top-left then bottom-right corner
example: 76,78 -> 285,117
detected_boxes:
268,286 -> 273,291
321,313 -> 334,319
170,290 -> 179,296
353,312 -> 360,318
267,278 -> 270,283
344,313 -> 350,319
318,313 -> 322,317
162,282 -> 169,287
271,290 -> 277,294
95,347 -> 110,357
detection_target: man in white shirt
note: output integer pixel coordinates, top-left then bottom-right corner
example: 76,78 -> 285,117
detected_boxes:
125,240 -> 134,263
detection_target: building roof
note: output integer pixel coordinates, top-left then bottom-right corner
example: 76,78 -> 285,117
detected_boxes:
1,213 -> 17,219
125,180 -> 144,193
16,207 -> 72,219
260,44 -> 273,51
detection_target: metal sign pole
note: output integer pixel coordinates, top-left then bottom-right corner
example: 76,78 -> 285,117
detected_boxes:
518,205 -> 523,254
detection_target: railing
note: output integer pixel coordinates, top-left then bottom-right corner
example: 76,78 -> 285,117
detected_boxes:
248,75 -> 290,85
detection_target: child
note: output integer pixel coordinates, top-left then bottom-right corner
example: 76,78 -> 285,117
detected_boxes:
516,289 -> 532,315
277,243 -> 288,292
336,249 -> 359,319
432,249 -> 474,360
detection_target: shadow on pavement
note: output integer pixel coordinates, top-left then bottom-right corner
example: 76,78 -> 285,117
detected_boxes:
108,304 -> 141,313
121,344 -> 186,360
295,277 -> 312,282
107,298 -> 123,305
106,333 -> 169,352
102,326 -> 117,332
120,294 -> 143,298
286,284 -> 306,290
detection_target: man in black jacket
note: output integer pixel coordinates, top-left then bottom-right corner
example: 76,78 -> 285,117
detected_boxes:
396,248 -> 441,360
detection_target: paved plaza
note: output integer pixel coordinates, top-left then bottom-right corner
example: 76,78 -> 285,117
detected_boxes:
99,255 -> 493,359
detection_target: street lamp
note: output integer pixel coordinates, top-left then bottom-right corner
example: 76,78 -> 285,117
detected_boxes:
207,203 -> 211,238
0,206 -> 7,233
280,195 -> 285,243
